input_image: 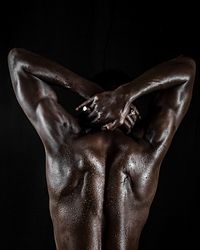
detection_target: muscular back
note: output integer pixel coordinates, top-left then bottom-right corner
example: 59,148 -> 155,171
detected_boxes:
8,48 -> 195,250
45,128 -> 163,250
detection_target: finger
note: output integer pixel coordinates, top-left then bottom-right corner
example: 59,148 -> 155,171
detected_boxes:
92,111 -> 103,123
90,101 -> 96,109
91,116 -> 100,124
131,105 -> 141,119
134,107 -> 141,118
101,122 -> 112,131
76,98 -> 94,111
89,95 -> 99,109
104,120 -> 120,131
101,123 -> 110,130
88,109 -> 97,119
129,104 -> 137,114
124,120 -> 131,134
126,115 -> 136,127
130,112 -> 138,122
135,107 -> 139,115
81,106 -> 91,114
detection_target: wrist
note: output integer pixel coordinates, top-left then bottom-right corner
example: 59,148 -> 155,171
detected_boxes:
114,84 -> 133,105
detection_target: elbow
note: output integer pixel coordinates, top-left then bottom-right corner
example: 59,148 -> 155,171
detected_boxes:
8,48 -> 20,65
183,56 -> 196,77
174,56 -> 196,78
169,56 -> 196,87
8,48 -> 26,72
184,57 -> 196,86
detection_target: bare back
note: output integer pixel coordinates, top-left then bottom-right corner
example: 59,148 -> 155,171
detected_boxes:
8,48 -> 195,250
46,129 -> 162,250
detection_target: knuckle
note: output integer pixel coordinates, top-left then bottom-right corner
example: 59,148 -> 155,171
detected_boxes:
119,119 -> 124,125
94,95 -> 98,101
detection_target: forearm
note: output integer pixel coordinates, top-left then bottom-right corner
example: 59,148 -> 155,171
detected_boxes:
8,48 -> 103,99
115,56 -> 196,104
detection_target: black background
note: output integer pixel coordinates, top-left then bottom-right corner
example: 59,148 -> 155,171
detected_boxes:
0,1 -> 200,250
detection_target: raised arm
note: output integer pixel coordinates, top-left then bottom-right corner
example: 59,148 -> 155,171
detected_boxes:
8,48 -> 103,99
116,56 -> 195,105
77,56 -> 196,153
8,48 -> 104,152
116,56 -> 196,151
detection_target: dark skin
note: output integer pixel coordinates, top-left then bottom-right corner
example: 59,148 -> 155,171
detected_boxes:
8,48 -> 195,250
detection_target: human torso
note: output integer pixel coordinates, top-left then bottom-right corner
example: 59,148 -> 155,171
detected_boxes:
45,130 -> 161,250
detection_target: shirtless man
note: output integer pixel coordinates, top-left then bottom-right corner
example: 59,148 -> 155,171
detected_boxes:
8,48 -> 195,250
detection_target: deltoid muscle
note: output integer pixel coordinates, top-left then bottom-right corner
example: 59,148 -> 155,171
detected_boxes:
8,48 -> 196,250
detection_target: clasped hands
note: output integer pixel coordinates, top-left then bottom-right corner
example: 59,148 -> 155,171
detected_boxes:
76,90 -> 140,134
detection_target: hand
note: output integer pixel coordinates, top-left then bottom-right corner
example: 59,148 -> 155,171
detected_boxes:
76,91 -> 140,131
110,104 -> 140,134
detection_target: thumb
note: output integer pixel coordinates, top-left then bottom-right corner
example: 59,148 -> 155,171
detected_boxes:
101,120 -> 119,131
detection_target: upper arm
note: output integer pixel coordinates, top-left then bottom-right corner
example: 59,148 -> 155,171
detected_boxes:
8,49 -> 80,153
35,97 -> 80,151
144,58 -> 196,156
